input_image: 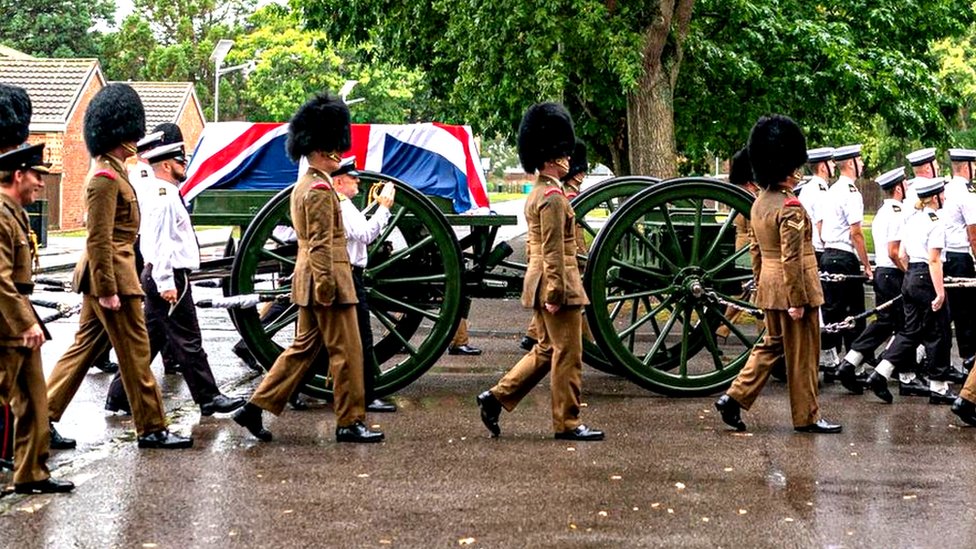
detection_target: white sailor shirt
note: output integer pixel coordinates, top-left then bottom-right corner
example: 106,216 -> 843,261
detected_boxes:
903,207 -> 946,264
139,175 -> 200,292
871,199 -> 906,269
798,175 -> 830,251
942,175 -> 976,253
821,175 -> 864,253
338,195 -> 392,268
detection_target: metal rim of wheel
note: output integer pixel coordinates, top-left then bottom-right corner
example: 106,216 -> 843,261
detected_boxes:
229,172 -> 464,399
570,176 -> 661,373
584,177 -> 762,396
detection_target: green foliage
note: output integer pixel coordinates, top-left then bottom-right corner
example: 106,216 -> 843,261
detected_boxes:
0,0 -> 113,57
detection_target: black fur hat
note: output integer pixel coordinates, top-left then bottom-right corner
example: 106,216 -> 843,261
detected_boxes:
84,84 -> 146,156
0,83 -> 32,151
564,139 -> 588,180
747,114 -> 807,188
518,102 -> 575,173
153,123 -> 184,145
728,147 -> 754,187
286,93 -> 351,162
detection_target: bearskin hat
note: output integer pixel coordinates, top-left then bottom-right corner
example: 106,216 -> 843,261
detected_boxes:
747,114 -> 807,188
728,147 -> 754,187
564,139 -> 589,180
0,83 -> 32,151
518,102 -> 575,173
84,84 -> 146,157
153,123 -> 184,146
286,93 -> 351,162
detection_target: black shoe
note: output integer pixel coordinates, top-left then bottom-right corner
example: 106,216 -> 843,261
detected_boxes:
91,359 -> 118,374
366,398 -> 397,413
794,419 -> 843,434
448,344 -> 482,356
951,397 -> 976,427
163,365 -> 181,376
104,398 -> 131,416
476,390 -> 502,437
200,394 -> 246,416
336,420 -> 385,443
50,423 -> 76,450
0,458 -> 12,471
288,394 -> 309,411
929,390 -> 959,405
233,404 -> 272,442
14,478 -> 74,494
963,355 -> 975,373
837,360 -> 864,395
137,430 -> 193,449
519,336 -> 537,352
714,394 -> 746,431
866,372 -> 893,404
947,367 -> 968,385
899,377 -> 930,397
770,362 -> 787,382
555,425 -> 605,441
821,366 -> 838,384
233,342 -> 263,372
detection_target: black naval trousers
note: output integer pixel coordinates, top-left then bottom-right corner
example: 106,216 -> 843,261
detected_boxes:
352,266 -> 379,402
819,248 -> 866,352
881,264 -> 951,381
850,266 -> 904,357
107,267 -> 221,406
944,252 -> 976,360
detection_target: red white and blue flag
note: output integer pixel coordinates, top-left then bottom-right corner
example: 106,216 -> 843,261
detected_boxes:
181,122 -> 490,213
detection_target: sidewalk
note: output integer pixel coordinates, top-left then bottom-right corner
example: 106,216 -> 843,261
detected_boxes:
36,227 -> 234,274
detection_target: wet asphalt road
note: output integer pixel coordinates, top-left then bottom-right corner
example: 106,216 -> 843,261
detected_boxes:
3,285 -> 976,547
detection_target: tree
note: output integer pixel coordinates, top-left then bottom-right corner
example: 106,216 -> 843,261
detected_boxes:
0,0 -> 113,57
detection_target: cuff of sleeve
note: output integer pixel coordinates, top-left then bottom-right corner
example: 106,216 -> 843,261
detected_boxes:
7,304 -> 35,334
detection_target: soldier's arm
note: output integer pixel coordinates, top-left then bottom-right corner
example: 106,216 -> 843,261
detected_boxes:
305,184 -> 336,305
850,222 -> 872,277
539,191 -> 568,305
779,205 -> 809,307
86,174 -> 119,296
0,222 -> 38,336
748,222 -> 761,283
888,240 -> 906,271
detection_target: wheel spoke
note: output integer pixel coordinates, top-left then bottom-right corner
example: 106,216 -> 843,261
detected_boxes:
625,225 -> 680,273
609,257 -> 672,282
372,273 -> 447,285
678,304 -> 691,378
258,247 -> 296,267
694,303 -> 728,372
617,294 -> 675,340
710,272 -> 754,285
711,289 -> 759,314
641,305 -> 681,366
705,245 -> 749,276
700,209 -> 738,267
370,289 -> 441,322
689,199 -> 704,264
368,207 -> 407,257
371,308 -> 420,356
263,304 -> 299,336
577,217 -> 600,238
658,205 -> 687,265
370,234 -> 436,275
705,305 -> 754,349
606,287 -> 672,303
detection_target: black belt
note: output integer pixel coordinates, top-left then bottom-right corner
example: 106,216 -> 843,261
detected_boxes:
14,281 -> 33,295
144,263 -> 191,273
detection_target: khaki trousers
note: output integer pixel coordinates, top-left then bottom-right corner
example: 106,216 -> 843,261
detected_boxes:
250,304 -> 365,426
727,307 -> 821,427
526,310 -> 591,342
0,347 -> 50,484
491,306 -> 583,433
961,369 -> 976,404
450,318 -> 469,347
47,295 -> 166,436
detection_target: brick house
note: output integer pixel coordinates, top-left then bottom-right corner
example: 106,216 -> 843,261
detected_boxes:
120,81 -> 206,156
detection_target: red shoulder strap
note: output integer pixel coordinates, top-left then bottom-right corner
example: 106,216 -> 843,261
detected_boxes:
311,180 -> 332,191
93,169 -> 116,181
784,197 -> 802,207
544,187 -> 564,197
565,191 -> 579,199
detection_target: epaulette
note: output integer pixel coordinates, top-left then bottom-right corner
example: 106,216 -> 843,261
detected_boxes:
544,187 -> 564,197
819,182 -> 828,191
565,191 -> 579,199
93,169 -> 116,181
310,180 -> 332,191
784,197 -> 802,207
157,186 -> 168,196
848,183 -> 858,193
928,212 -> 939,221
892,204 -> 901,212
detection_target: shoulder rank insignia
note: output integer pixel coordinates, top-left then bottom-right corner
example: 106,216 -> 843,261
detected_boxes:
784,197 -> 802,207
158,187 -> 166,196
968,185 -> 976,194
848,183 -> 858,193
819,182 -> 828,191
310,180 -> 332,191
544,187 -> 564,197
93,169 -> 116,181
892,204 -> 901,212
928,212 -> 939,221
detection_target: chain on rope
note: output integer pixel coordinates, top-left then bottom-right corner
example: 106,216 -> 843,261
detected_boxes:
705,291 -> 764,319
819,271 -> 869,283
196,293 -> 290,309
820,295 -> 904,334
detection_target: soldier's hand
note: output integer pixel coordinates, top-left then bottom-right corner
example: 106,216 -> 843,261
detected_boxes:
376,182 -> 396,208
932,293 -> 945,312
20,323 -> 44,349
863,264 -> 873,281
98,294 -> 121,311
787,306 -> 804,320
161,289 -> 178,304
545,302 -> 561,314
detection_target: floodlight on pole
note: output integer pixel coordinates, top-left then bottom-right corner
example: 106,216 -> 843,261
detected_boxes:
339,79 -> 365,105
210,39 -> 235,122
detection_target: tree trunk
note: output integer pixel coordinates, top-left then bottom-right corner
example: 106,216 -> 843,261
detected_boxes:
625,0 -> 695,178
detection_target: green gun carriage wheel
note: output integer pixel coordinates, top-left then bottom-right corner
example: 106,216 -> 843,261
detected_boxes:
229,171 -> 463,399
570,176 -> 660,374
584,177 -> 762,396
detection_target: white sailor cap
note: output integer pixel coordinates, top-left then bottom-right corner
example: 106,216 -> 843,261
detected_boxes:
136,131 -> 164,154
948,148 -> 976,162
914,176 -> 946,198
806,147 -> 834,163
142,142 -> 186,164
875,167 -> 905,190
832,144 -> 862,161
906,147 -> 937,166
330,156 -> 360,178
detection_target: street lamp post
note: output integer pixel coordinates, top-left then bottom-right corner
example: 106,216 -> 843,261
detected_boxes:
210,39 -> 235,123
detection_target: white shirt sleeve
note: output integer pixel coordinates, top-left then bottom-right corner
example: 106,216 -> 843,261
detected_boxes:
341,201 -> 391,245
961,194 -> 976,227
845,188 -> 864,226
929,219 -> 946,251
150,196 -> 180,293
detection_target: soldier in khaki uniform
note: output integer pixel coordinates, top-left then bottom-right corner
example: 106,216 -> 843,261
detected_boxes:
477,103 -> 603,441
45,84 -> 192,450
233,93 -> 383,444
715,114 -> 842,434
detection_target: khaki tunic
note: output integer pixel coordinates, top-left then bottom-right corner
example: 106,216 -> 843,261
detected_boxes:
47,155 -> 167,436
249,168 -> 365,425
727,187 -> 824,427
492,175 -> 589,433
0,194 -> 51,484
